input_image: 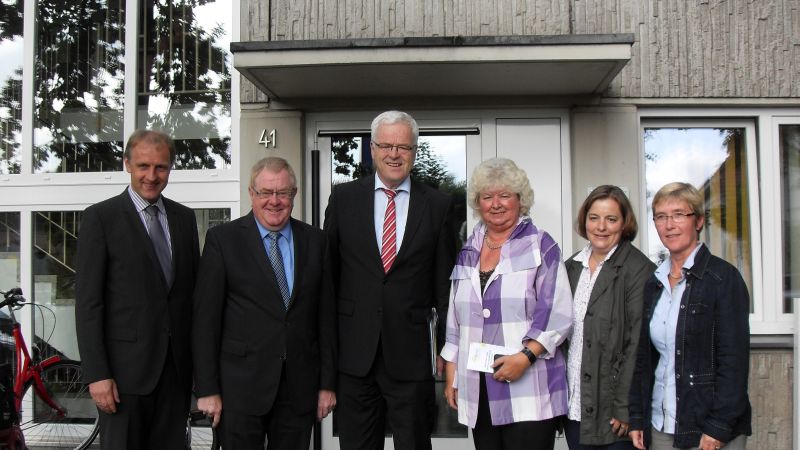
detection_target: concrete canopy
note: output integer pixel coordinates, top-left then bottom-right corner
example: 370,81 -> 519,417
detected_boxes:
231,35 -> 634,107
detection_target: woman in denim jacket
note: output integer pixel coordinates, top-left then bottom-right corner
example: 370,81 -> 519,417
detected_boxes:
628,182 -> 751,450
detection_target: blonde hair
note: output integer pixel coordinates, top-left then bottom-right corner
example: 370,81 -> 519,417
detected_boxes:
468,158 -> 534,216
249,157 -> 297,190
652,182 -> 705,231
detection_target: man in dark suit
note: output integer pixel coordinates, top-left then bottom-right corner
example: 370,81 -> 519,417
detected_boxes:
75,129 -> 200,449
324,111 -> 456,450
193,157 -> 337,449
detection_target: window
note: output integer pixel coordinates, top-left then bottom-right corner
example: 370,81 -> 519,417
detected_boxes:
780,124 -> 800,313
0,211 -> 20,289
33,0 -> 126,173
0,0 -> 23,174
138,0 -> 232,170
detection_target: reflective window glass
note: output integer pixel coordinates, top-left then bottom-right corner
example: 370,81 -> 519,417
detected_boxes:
0,211 -> 20,291
138,0 -> 232,170
33,0 -> 125,173
781,124 -> 800,313
644,127 -> 753,309
0,1 -> 23,174
330,134 -> 468,438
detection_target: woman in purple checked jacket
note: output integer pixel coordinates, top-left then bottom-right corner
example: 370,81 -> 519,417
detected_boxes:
440,158 -> 573,450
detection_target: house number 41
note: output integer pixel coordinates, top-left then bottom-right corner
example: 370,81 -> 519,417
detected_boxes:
259,129 -> 277,148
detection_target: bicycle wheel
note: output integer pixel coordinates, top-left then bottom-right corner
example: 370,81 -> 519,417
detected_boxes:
186,410 -> 220,450
20,360 -> 99,450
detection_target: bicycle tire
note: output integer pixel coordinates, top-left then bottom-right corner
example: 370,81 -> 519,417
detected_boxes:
20,360 -> 99,450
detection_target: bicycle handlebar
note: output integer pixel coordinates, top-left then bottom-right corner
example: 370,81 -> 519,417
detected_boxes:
1,287 -> 25,308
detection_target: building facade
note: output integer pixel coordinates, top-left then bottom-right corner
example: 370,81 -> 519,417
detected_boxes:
0,0 -> 797,449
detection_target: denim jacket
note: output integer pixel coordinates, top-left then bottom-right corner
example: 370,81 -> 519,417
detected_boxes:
628,244 -> 752,448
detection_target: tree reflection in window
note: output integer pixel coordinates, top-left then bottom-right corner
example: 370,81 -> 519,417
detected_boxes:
0,1 -> 23,174
138,0 -> 231,170
33,0 -> 125,173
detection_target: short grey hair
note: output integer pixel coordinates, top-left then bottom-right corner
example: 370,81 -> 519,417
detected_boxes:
468,158 -> 534,216
249,157 -> 297,190
370,111 -> 419,145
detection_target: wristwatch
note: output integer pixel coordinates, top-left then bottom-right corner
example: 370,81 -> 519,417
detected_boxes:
520,347 -> 537,365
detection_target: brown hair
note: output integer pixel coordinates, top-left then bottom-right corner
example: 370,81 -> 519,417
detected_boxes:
576,185 -> 638,241
124,129 -> 176,165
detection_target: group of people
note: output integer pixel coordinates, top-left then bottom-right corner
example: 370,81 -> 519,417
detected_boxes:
73,110 -> 751,450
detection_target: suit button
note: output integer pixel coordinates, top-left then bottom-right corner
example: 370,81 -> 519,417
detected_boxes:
583,373 -> 591,382
280,353 -> 287,360
586,341 -> 592,348
585,406 -> 594,414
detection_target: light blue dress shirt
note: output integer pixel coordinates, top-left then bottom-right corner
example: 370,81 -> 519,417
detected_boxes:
255,218 -> 294,296
127,186 -> 172,253
373,176 -> 411,252
649,242 -> 703,433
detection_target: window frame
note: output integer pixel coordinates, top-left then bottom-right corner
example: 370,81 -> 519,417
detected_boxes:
639,108 -> 800,335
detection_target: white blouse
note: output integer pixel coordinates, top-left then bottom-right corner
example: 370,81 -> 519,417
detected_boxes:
566,244 -> 617,421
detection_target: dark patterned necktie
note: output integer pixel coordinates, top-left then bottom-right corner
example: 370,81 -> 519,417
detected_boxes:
145,205 -> 173,287
267,231 -> 290,309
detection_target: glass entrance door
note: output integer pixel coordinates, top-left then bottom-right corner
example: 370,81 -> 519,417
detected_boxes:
306,112 -> 570,450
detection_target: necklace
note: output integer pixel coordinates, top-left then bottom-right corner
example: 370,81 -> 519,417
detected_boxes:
484,235 -> 506,250
668,269 -> 684,280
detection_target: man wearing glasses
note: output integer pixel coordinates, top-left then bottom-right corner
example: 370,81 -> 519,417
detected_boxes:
193,157 -> 337,449
325,111 -> 456,449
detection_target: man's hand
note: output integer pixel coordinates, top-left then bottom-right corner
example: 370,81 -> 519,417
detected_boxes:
609,417 -> 630,437
197,395 -> 223,428
629,430 -> 645,449
317,390 -> 336,421
89,379 -> 119,414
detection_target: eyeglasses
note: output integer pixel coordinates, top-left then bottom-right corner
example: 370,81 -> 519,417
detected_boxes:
371,142 -> 417,154
251,188 -> 296,200
653,212 -> 695,225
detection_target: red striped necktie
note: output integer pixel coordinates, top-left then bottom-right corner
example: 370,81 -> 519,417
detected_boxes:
380,188 -> 398,273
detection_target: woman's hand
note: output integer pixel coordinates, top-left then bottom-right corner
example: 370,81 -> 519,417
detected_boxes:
629,430 -> 645,449
609,417 -> 630,437
444,361 -> 458,410
491,352 -> 530,382
699,433 -> 725,450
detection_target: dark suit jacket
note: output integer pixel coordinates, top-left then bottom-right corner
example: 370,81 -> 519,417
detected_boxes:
75,189 -> 200,395
192,215 -> 337,416
324,175 -> 456,381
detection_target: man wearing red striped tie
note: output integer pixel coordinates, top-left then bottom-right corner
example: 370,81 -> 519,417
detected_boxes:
324,111 -> 457,450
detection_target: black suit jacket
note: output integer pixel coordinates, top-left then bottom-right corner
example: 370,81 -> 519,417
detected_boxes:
75,190 -> 200,395
324,175 -> 456,381
192,215 -> 337,416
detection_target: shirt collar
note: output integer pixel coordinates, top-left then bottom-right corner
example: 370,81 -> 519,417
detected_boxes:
254,215 -> 293,242
127,186 -> 165,214
573,243 -> 619,268
655,242 -> 705,276
374,175 -> 411,193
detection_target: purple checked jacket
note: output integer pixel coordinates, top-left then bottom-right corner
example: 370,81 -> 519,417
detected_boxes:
441,216 -> 573,428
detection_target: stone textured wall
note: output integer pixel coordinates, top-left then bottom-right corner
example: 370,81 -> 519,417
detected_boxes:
239,0 -> 800,100
748,349 -> 793,450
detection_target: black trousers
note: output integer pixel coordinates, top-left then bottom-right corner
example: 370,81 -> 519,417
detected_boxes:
219,364 -> 314,450
472,374 -> 561,450
337,347 -> 436,450
97,348 -> 190,450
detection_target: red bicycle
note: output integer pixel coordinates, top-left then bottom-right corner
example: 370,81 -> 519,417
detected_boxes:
0,288 -> 99,450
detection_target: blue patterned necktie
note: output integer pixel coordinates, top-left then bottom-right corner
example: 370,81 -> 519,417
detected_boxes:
266,231 -> 290,309
144,204 -> 173,288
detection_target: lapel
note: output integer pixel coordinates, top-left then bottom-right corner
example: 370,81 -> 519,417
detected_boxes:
242,212 -> 284,307
288,218 -> 305,310
392,178 -> 427,272
118,190 -> 170,292
587,241 -> 630,310
357,176 -> 384,273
